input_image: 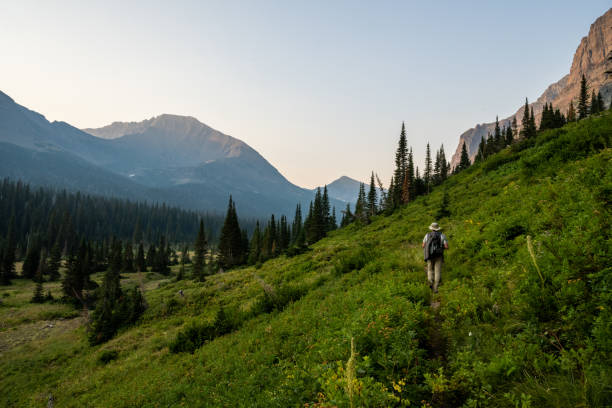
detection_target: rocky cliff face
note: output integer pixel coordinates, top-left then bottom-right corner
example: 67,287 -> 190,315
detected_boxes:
450,8 -> 612,169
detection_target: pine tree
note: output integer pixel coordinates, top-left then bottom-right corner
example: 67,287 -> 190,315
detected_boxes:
330,207 -> 337,230
291,204 -> 303,247
2,214 -> 16,279
218,196 -> 244,269
22,235 -> 41,280
474,136 -> 486,163
47,238 -> 62,281
136,242 -> 147,272
248,222 -> 262,264
436,189 -> 451,219
438,145 -> 448,183
322,186 -> 332,233
505,123 -> 514,146
424,143 -> 433,193
578,74 -> 589,120
367,172 -> 378,216
393,123 -> 408,208
494,116 -> 502,148
154,235 -> 170,274
458,141 -> 471,171
340,203 -> 353,227
567,100 -> 576,122
193,219 -> 207,281
529,106 -> 537,137
123,242 -> 135,272
597,92 -> 605,112
146,244 -> 156,269
31,261 -> 45,303
0,246 -> 9,285
519,98 -> 531,139
354,183 -> 368,223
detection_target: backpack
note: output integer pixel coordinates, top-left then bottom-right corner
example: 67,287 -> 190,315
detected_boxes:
427,231 -> 444,260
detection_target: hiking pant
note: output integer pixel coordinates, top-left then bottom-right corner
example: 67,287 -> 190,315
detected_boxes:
427,256 -> 443,291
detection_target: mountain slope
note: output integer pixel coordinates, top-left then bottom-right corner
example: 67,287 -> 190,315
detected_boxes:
450,8 -> 612,168
314,175 -> 364,204
2,112 -> 610,407
0,92 -> 337,217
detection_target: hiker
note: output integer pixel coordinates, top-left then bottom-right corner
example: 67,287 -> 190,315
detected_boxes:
422,222 -> 448,293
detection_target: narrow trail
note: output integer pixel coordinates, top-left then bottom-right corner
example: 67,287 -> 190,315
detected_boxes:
426,295 -> 447,362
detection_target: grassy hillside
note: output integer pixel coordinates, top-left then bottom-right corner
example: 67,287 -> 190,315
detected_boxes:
1,113 -> 611,407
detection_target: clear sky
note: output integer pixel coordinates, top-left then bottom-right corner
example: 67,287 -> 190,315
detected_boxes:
1,1 -> 609,188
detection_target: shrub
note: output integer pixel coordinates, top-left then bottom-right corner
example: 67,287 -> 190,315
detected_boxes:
169,308 -> 240,353
98,350 -> 119,364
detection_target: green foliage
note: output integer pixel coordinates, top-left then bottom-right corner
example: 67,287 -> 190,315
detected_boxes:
169,308 -> 240,353
98,350 -> 119,364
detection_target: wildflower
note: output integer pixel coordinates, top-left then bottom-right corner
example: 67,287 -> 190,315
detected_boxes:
468,331 -> 472,337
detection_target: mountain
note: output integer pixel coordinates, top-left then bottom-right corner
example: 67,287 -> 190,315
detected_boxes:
314,176 -> 364,204
0,92 -> 339,217
450,8 -> 612,168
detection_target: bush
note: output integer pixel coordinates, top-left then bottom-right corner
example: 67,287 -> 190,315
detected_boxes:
252,283 -> 307,314
332,247 -> 373,275
169,308 -> 241,353
98,350 -> 119,364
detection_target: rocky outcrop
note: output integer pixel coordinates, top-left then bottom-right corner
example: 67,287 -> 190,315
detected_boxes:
450,8 -> 612,169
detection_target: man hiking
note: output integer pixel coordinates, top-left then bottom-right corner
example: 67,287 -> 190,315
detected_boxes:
422,222 -> 448,293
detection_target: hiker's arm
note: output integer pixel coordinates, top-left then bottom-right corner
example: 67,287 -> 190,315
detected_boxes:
444,242 -> 449,249
421,242 -> 425,248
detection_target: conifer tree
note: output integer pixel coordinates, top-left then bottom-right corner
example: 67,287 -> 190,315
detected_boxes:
494,116 -> 502,147
193,219 -> 207,281
354,183 -> 368,223
0,246 -> 9,285
123,241 -> 135,272
438,145 -> 448,183
291,204 -> 303,247
458,141 -> 471,171
474,136 -> 486,163
322,186 -> 332,233
567,100 -> 576,122
578,74 -> 589,119
330,207 -> 337,230
340,203 -> 353,227
31,259 -> 45,303
248,222 -> 262,264
424,143 -> 433,193
47,238 -> 62,281
218,196 -> 244,269
136,242 -> 146,272
393,123 -> 408,207
367,172 -> 378,216
505,124 -> 514,146
154,235 -> 170,274
511,116 -> 518,137
22,236 -> 41,280
597,91 -> 604,112
436,189 -> 451,219
2,215 -> 16,280
146,244 -> 156,269
519,98 -> 531,139
529,106 -> 537,136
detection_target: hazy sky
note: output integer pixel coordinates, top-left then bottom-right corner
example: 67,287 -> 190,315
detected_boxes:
1,1 -> 609,188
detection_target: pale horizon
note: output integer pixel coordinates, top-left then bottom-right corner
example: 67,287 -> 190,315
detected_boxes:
1,1 -> 609,188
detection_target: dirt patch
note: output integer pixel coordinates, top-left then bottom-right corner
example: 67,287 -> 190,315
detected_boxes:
0,315 -> 86,354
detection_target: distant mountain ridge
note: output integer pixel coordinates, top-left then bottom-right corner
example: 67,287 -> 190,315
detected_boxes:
0,92 -> 342,217
450,8 -> 612,168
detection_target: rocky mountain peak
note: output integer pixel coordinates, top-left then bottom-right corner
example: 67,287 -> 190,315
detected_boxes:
450,8 -> 612,169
